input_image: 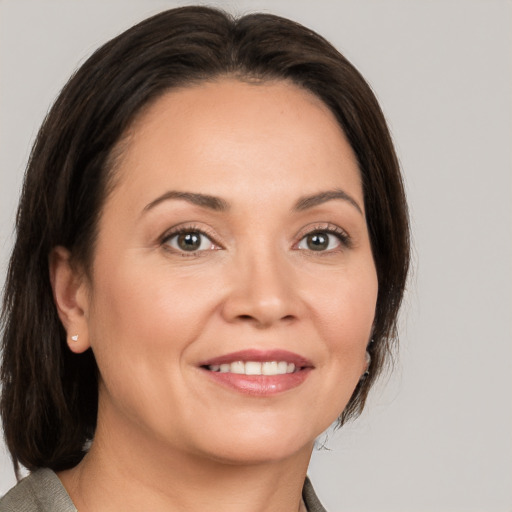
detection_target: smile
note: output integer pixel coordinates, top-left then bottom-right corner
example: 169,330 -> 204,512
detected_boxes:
199,350 -> 313,396
207,361 -> 297,375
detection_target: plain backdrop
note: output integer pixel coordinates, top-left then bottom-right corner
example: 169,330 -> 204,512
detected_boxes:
0,1 -> 511,511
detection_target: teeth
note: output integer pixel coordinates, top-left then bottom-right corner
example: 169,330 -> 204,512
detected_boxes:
277,361 -> 288,374
245,361 -> 261,375
208,361 -> 298,375
262,361 -> 277,375
230,361 -> 245,374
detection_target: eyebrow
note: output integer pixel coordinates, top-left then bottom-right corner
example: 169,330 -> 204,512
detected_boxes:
293,189 -> 363,215
143,191 -> 230,213
143,188 -> 362,216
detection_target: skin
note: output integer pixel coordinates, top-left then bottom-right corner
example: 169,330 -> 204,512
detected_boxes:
51,79 -> 378,512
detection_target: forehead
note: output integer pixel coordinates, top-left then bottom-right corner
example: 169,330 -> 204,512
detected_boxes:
108,78 -> 362,208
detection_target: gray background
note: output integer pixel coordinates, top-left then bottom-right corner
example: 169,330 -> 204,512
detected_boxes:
1,1 -> 511,511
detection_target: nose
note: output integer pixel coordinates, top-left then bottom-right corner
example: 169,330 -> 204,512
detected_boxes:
220,248 -> 303,329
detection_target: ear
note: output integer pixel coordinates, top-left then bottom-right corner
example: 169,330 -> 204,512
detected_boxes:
49,246 -> 91,354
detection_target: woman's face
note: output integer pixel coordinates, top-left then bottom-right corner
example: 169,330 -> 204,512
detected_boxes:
77,79 -> 378,464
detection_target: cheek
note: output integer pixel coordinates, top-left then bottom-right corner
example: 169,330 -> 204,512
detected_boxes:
311,263 -> 378,344
90,256 -> 193,335
85,256 -> 222,380
84,261 -> 196,421
304,259 -> 378,411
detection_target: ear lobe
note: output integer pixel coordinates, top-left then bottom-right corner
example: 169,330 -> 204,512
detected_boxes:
49,246 -> 91,354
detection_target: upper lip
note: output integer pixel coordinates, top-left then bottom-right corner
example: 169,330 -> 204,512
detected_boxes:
198,349 -> 314,369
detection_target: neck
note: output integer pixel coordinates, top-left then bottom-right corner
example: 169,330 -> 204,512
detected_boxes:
58,412 -> 313,512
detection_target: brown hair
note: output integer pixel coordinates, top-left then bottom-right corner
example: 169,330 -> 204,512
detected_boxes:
1,6 -> 409,474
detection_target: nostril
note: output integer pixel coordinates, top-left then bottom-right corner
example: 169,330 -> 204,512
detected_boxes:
223,292 -> 301,327
236,313 -> 295,323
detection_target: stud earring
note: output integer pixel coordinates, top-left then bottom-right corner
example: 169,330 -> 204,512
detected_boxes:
71,334 -> 79,342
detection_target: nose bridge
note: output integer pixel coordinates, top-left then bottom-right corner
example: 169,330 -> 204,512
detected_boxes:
222,241 -> 299,327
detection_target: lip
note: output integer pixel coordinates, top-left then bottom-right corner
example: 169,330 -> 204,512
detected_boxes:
198,349 -> 313,368
198,349 -> 314,396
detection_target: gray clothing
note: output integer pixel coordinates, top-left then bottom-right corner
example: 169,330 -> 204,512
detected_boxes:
1,468 -> 327,511
0,469 -> 76,512
302,478 -> 327,512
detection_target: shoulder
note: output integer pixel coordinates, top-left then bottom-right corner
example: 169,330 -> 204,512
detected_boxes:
0,468 -> 77,512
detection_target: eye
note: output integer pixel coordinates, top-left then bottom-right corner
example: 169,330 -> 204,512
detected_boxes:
163,229 -> 217,253
296,228 -> 349,252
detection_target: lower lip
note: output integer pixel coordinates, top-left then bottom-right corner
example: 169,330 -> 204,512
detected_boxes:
201,368 -> 312,396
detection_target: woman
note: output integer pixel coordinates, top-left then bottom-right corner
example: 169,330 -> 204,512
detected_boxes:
0,6 -> 409,511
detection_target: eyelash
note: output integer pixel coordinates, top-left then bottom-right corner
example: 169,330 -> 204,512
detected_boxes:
295,223 -> 352,252
160,224 -> 221,257
160,222 -> 352,256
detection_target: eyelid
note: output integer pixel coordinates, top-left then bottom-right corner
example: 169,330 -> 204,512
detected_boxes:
160,223 -> 223,252
293,223 -> 352,250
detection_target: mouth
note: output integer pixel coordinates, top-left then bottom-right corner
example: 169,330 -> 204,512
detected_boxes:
206,361 -> 299,375
198,350 -> 313,396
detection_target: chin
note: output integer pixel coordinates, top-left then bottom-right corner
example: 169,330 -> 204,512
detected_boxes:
204,440 -> 313,466
188,419 -> 322,466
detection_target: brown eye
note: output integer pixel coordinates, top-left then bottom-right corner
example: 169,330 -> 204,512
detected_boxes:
306,233 -> 329,251
297,231 -> 343,252
165,230 -> 215,252
177,232 -> 202,251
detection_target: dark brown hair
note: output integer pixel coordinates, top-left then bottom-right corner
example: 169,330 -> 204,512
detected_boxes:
1,6 -> 409,474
